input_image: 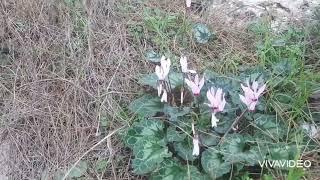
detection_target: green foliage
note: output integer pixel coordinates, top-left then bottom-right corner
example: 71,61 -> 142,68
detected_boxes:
193,23 -> 213,44
151,159 -> 208,180
138,72 -> 184,89
68,161 -> 88,178
128,95 -> 163,117
124,119 -> 171,174
94,159 -> 108,173
124,17 -> 318,180
201,149 -> 231,178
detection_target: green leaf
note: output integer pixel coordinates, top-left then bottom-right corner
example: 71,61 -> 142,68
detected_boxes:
151,159 -> 209,180
124,119 -> 171,174
163,105 -> 191,121
138,72 -> 183,89
68,160 -> 88,178
129,95 -> 163,117
201,149 -> 231,178
173,139 -> 196,161
95,159 -> 108,173
199,131 -> 219,147
267,145 -> 297,161
272,59 -> 294,76
193,23 -> 213,44
100,116 -> 108,127
132,137 -> 172,174
124,118 -> 165,149
220,134 -> 263,165
145,50 -> 161,63
253,114 -> 286,141
166,126 -> 187,142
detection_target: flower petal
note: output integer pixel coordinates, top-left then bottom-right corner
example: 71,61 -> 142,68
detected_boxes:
239,94 -> 249,106
155,66 -> 163,80
256,83 -> 266,97
180,56 -> 188,73
198,76 -> 205,90
248,101 -> 257,111
188,69 -> 197,74
161,89 -> 167,102
252,81 -> 259,92
192,136 -> 200,156
185,78 -> 199,94
211,113 -> 219,127
186,0 -> 191,8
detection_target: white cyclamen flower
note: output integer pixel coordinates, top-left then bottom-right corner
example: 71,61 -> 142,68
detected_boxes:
160,89 -> 168,103
185,74 -> 205,96
192,134 -> 200,156
180,56 -> 196,74
239,80 -> 266,111
186,0 -> 191,8
155,56 -> 171,80
206,88 -> 226,127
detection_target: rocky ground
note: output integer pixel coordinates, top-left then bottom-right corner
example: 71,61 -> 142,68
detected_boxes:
210,0 -> 319,30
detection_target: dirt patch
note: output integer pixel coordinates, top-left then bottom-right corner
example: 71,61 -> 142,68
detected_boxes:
210,0 -> 319,29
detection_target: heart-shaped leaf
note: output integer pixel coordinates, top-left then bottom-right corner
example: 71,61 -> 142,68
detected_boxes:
68,160 -> 88,178
138,72 -> 183,89
151,159 -> 209,180
129,95 -> 163,117
201,149 -> 231,178
193,23 -> 213,44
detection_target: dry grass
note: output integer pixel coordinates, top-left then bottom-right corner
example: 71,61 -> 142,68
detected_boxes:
0,0 -> 263,179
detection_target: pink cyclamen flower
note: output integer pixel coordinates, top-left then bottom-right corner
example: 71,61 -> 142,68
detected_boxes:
239,80 -> 266,111
206,87 -> 226,127
185,74 -> 204,96
180,56 -> 196,74
155,56 -> 171,80
186,0 -> 191,8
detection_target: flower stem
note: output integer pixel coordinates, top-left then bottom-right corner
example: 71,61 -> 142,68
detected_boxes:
218,109 -> 248,145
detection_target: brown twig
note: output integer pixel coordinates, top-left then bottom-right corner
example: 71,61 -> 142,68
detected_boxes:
218,109 -> 248,145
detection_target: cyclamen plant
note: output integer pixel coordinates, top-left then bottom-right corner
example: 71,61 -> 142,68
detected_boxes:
125,55 -> 279,179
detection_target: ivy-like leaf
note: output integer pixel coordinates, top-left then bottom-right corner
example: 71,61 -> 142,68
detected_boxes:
125,118 -> 165,148
151,159 -> 209,180
95,159 -> 108,173
201,149 -> 231,179
193,23 -> 213,44
166,126 -> 187,142
253,114 -> 286,141
68,160 -> 88,178
132,137 -> 172,174
129,95 -> 163,117
220,134 -> 263,166
145,50 -> 162,63
199,131 -> 220,147
138,72 -> 184,89
124,119 -> 171,174
173,139 -> 196,161
163,105 -> 191,121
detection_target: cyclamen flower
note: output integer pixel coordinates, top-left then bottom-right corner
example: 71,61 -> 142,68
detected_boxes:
206,87 -> 226,127
239,80 -> 266,111
155,56 -> 171,80
192,135 -> 200,156
160,89 -> 168,103
180,56 -> 196,74
191,123 -> 199,156
185,74 -> 204,96
186,0 -> 191,8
